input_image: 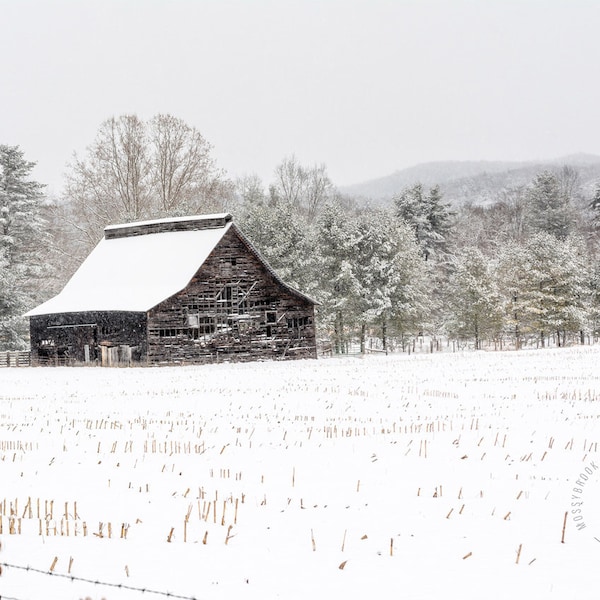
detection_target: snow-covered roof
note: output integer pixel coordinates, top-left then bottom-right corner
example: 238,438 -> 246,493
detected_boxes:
26,215 -> 234,316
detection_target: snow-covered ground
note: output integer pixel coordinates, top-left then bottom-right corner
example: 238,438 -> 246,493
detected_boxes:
1,347 -> 600,599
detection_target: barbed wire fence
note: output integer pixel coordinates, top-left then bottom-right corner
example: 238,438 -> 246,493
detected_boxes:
0,554 -> 201,600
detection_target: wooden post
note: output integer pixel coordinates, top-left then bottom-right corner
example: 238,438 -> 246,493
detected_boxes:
561,511 -> 568,543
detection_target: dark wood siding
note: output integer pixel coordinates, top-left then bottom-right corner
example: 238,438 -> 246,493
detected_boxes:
146,227 -> 316,364
30,312 -> 147,365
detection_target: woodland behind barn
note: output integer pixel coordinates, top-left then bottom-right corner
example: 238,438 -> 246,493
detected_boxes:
5,119 -> 600,357
26,214 -> 317,365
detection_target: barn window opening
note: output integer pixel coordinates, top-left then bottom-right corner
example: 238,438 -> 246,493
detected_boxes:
187,316 -> 216,338
266,311 -> 277,323
287,316 -> 311,329
159,329 -> 183,338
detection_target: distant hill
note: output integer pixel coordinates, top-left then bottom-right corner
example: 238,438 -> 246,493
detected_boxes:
340,154 -> 600,207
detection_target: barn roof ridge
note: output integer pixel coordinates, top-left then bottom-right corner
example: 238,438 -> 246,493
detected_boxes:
104,213 -> 233,239
104,212 -> 232,230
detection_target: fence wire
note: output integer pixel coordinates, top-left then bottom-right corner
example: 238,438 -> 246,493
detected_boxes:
0,562 -> 201,600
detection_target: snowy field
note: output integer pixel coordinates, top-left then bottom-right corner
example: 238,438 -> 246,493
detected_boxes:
2,348 -> 600,600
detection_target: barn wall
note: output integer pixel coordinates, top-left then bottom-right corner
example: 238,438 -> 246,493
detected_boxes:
30,312 -> 147,365
147,228 -> 316,364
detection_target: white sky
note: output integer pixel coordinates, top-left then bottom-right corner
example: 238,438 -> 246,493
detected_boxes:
3,0 -> 600,194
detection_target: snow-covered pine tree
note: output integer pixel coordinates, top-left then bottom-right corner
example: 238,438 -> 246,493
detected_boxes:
315,201 -> 359,354
525,233 -> 589,347
353,209 -> 433,352
498,233 -> 589,348
0,145 -> 48,348
497,241 -> 537,349
525,171 -> 575,240
589,182 -> 600,226
393,183 -> 454,261
238,191 -> 318,298
445,246 -> 503,350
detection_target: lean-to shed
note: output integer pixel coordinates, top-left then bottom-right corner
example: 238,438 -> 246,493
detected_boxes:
26,213 -> 317,365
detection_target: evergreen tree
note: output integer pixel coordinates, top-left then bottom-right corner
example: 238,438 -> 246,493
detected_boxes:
0,145 -> 48,348
0,246 -> 25,347
425,185 -> 454,254
313,205 -> 432,354
526,171 -> 574,240
351,209 -> 430,352
446,247 -> 503,349
498,233 -> 589,348
589,182 -> 600,228
393,183 -> 453,260
315,201 -> 360,353
497,242 -> 533,349
586,260 -> 600,338
525,233 -> 588,346
238,194 -> 317,297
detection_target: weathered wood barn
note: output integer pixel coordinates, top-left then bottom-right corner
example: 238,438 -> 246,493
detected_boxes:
26,213 -> 317,366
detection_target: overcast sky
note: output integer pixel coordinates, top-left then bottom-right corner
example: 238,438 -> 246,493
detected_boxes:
3,0 -> 600,194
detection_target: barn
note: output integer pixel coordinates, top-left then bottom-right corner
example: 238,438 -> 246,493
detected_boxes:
26,213 -> 318,366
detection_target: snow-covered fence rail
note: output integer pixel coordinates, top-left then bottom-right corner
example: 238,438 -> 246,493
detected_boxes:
0,351 -> 31,368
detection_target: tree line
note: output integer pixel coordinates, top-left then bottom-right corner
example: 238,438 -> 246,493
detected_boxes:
3,113 -> 600,352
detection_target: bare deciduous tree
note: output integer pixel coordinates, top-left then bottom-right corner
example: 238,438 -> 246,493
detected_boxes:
65,115 -> 152,251
150,114 -> 226,214
63,114 -> 231,252
272,155 -> 332,221
305,163 -> 333,222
